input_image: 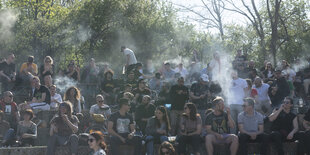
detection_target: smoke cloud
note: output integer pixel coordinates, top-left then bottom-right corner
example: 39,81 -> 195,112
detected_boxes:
0,9 -> 18,42
209,52 -> 235,105
292,57 -> 310,72
54,76 -> 78,93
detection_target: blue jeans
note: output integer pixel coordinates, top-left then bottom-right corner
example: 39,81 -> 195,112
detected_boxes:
46,134 -> 79,155
146,135 -> 168,155
3,128 -> 15,146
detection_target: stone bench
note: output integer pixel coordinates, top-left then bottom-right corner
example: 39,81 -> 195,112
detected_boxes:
0,146 -> 46,155
55,146 -> 91,155
0,141 -> 298,155
212,142 -> 297,155
0,146 -> 91,155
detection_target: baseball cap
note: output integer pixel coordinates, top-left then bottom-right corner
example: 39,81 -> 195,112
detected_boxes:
200,74 -> 209,82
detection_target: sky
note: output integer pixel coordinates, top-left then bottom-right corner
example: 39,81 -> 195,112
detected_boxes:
169,0 -> 250,34
169,0 -> 310,35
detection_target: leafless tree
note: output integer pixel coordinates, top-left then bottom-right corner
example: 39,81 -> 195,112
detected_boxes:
224,0 -> 289,64
174,0 -> 226,40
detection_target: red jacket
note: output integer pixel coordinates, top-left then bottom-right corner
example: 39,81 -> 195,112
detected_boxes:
0,100 -> 18,116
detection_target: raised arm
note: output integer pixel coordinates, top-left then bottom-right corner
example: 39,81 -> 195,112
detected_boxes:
269,105 -> 283,122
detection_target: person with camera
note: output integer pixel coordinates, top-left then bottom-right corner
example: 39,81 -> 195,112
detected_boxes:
269,97 -> 303,155
89,95 -> 111,131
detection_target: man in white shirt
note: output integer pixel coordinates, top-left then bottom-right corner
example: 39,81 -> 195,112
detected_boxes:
229,71 -> 248,134
121,46 -> 137,74
209,52 -> 221,79
253,77 -> 272,115
174,63 -> 189,80
50,85 -> 62,111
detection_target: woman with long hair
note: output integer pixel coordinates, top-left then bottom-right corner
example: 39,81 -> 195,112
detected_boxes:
47,101 -> 79,155
145,106 -> 171,155
262,62 -> 275,80
64,86 -> 81,114
88,131 -> 107,155
177,102 -> 202,155
281,60 -> 296,97
159,141 -> 176,155
39,56 -> 55,78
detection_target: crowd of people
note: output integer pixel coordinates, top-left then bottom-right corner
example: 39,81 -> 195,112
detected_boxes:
0,47 -> 310,155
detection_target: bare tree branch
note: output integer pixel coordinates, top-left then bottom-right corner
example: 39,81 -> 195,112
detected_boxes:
174,1 -> 225,38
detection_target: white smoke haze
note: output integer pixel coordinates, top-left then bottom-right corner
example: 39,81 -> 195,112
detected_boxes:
54,76 -> 78,93
164,56 -> 191,68
76,25 -> 91,42
292,58 -> 310,72
0,9 -> 18,42
61,25 -> 92,46
209,51 -> 235,105
116,29 -> 137,52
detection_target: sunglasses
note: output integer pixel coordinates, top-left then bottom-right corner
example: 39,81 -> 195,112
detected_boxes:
98,100 -> 104,103
88,138 -> 95,143
284,101 -> 290,104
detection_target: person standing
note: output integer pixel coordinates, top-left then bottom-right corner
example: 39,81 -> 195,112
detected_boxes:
253,77 -> 272,115
121,46 -> 137,74
169,77 -> 189,135
162,62 -> 175,81
229,71 -> 247,134
174,63 -> 189,80
0,53 -> 16,92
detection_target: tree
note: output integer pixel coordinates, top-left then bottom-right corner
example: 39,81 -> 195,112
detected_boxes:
224,0 -> 309,65
174,0 -> 226,40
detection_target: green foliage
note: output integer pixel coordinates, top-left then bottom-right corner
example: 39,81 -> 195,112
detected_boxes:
0,0 -> 309,71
